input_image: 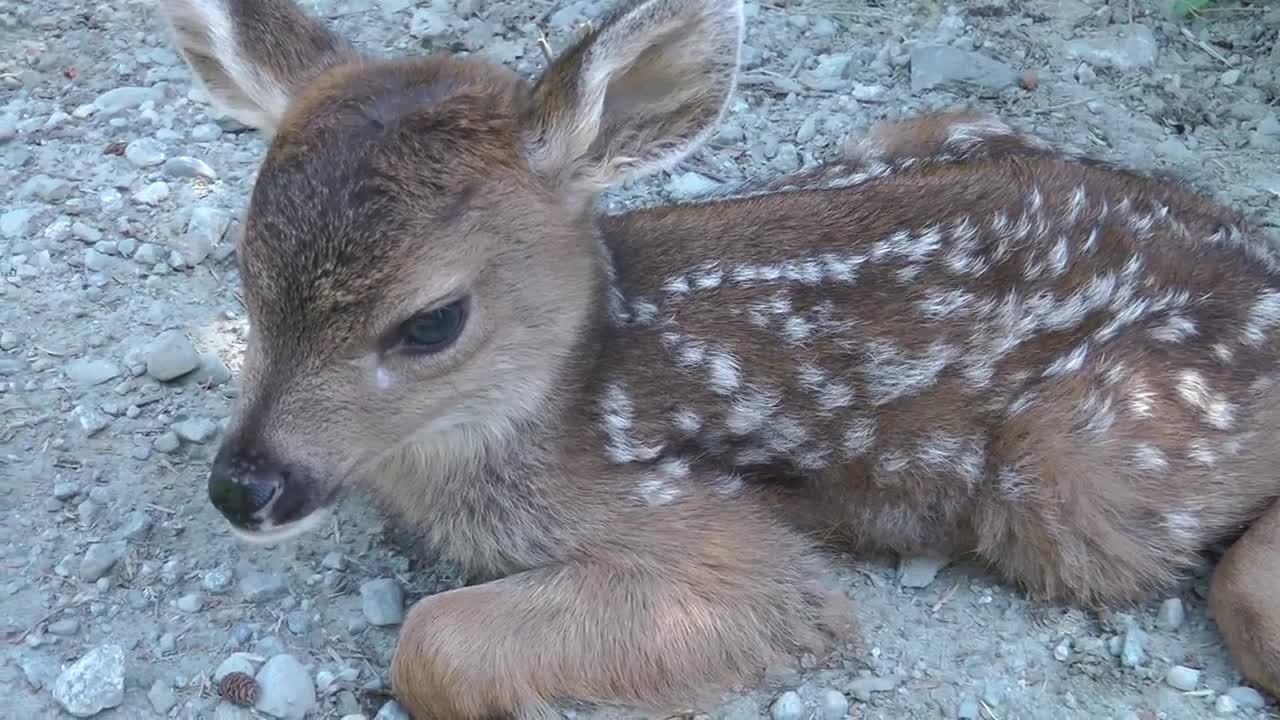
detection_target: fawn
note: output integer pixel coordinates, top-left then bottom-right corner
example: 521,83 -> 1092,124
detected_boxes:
153,0 -> 1280,716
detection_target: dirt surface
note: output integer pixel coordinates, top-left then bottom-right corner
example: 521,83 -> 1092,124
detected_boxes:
3,0 -> 1280,718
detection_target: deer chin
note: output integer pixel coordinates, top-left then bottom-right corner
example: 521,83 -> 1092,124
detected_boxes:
228,504 -> 335,545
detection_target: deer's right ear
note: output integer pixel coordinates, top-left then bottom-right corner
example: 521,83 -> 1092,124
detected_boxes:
154,0 -> 359,132
523,0 -> 744,196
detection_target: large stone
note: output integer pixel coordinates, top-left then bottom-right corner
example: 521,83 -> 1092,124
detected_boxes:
910,45 -> 1017,94
254,654 -> 317,719
1065,25 -> 1159,71
51,645 -> 126,717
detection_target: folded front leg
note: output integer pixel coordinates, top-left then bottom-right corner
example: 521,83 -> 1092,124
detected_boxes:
389,496 -> 853,719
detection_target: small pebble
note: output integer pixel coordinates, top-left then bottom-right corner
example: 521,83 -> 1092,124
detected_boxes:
47,618 -> 81,636
145,330 -> 201,381
898,554 -> 949,588
1120,624 -> 1146,668
158,632 -> 177,654
1053,638 -> 1072,662
120,510 -> 153,540
1165,665 -> 1200,691
1215,694 -> 1239,714
215,653 -> 260,682
79,541 -> 126,582
173,417 -> 218,443
203,566 -> 235,593
360,578 -> 404,626
148,679 -> 179,715
153,431 -> 181,454
254,654 -> 317,720
846,674 -> 899,702
1226,686 -> 1266,709
374,700 -> 411,720
177,593 -> 205,613
241,572 -> 289,603
0,329 -> 19,350
818,688 -> 849,720
769,690 -> 804,720
163,156 -> 218,180
133,181 -> 171,205
957,697 -> 981,720
1156,598 -> 1185,629
53,482 -> 81,501
125,138 -> 166,167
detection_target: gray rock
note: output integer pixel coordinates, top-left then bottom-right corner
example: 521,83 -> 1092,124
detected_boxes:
158,632 -> 177,654
909,45 -> 1017,94
19,654 -> 60,690
191,123 -> 223,142
718,697 -> 760,720
1064,25 -> 1159,71
374,700 -> 411,720
47,618 -> 81,636
51,644 -> 126,717
1215,694 -> 1238,715
1225,686 -> 1266,709
215,653 -> 261,682
178,206 -> 231,265
153,431 -> 181,454
1120,624 -> 1146,668
177,593 -> 204,613
769,691 -> 804,720
120,510 -> 153,540
94,86 -> 163,114
360,578 -> 404,626
74,406 -> 111,437
0,329 -> 18,350
148,679 -> 178,715
897,553 -> 949,588
321,552 -> 345,571
125,138 -> 166,168
172,417 -> 218,444
203,566 -> 235,593
1258,113 -> 1280,137
18,174 -> 73,202
666,171 -> 721,198
957,697 -> 981,719
163,156 -> 217,180
145,330 -> 201,381
54,482 -> 81,500
255,654 -> 317,719
846,674 -> 900,702
1165,665 -> 1200,691
1,208 -> 38,239
817,689 -> 849,720
133,181 -> 171,205
1156,598 -> 1185,630
241,572 -> 289,603
0,115 -> 15,142
79,541 -> 126,582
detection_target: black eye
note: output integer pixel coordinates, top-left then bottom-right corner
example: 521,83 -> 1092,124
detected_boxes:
397,298 -> 467,354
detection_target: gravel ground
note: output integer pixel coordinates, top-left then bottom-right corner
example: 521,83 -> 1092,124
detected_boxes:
3,0 -> 1280,718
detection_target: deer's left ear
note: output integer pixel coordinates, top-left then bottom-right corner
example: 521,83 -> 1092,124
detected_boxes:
522,0 -> 745,194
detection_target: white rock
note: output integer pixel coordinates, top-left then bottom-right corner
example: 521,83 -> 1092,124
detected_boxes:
254,654 -> 317,719
52,645 -> 126,717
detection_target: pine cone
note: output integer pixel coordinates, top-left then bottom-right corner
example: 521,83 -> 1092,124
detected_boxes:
217,671 -> 261,706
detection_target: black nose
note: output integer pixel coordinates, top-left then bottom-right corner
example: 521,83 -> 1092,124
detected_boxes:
208,445 -> 284,526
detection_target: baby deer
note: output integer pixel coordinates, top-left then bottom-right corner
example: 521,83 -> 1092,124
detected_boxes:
154,0 -> 1280,716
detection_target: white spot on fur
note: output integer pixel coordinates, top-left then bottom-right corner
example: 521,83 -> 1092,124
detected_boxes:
842,416 -> 877,458
1133,444 -> 1169,472
599,383 -> 662,464
725,386 -> 780,435
1043,343 -> 1089,377
1175,370 -> 1237,430
636,475 -> 680,506
1150,315 -> 1197,343
374,365 -> 393,390
1242,290 -> 1280,347
672,408 -> 702,436
863,339 -> 960,405
1164,511 -> 1199,541
707,350 -> 742,395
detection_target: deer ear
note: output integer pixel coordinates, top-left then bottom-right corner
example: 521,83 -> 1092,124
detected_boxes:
154,0 -> 360,132
523,0 -> 744,194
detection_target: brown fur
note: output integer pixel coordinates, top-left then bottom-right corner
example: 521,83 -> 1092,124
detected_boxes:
154,0 -> 1280,717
